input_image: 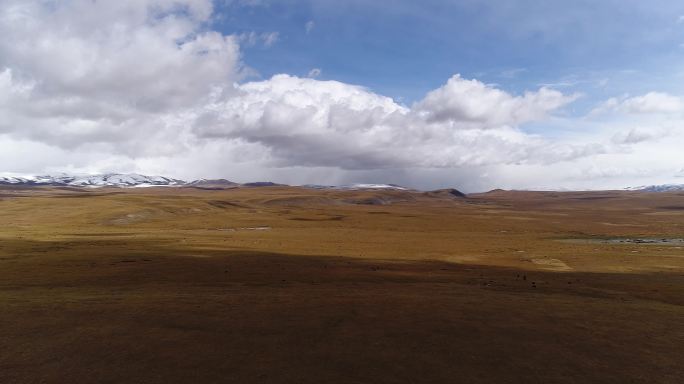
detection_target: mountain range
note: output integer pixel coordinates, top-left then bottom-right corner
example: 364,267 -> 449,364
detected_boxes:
0,173 -> 413,190
1,173 -> 683,192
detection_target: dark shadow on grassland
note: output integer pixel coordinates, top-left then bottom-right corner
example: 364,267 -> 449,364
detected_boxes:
0,238 -> 682,384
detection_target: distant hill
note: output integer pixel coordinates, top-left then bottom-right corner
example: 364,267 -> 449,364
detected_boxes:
185,179 -> 240,189
424,188 -> 467,198
626,184 -> 684,192
242,182 -> 284,187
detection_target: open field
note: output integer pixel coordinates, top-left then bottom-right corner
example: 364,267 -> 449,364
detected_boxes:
1,186 -> 683,383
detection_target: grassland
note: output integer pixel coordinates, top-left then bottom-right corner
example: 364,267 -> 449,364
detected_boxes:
1,186 -> 683,383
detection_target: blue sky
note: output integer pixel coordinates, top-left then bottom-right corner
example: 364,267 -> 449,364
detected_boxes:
219,0 -> 684,110
1,0 -> 683,190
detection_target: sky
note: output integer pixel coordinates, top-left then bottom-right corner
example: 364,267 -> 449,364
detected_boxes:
1,0 -> 683,192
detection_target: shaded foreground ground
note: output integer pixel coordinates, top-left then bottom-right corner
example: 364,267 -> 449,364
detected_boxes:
0,187 -> 683,383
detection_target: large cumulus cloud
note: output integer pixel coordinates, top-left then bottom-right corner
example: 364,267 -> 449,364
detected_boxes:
190,74 -> 592,170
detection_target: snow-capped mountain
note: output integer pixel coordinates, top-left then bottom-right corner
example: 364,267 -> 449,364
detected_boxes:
0,176 -> 28,185
626,184 -> 684,192
0,173 -> 185,188
68,174 -> 185,187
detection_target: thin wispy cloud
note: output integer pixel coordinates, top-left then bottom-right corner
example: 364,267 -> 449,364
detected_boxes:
239,31 -> 280,47
305,20 -> 315,34
307,68 -> 322,78
499,68 -> 527,79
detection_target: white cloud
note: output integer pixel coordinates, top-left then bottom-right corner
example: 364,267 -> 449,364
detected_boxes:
239,31 -> 280,47
0,0 -> 241,154
621,92 -> 684,114
262,32 -> 280,47
593,92 -> 684,115
610,127 -> 671,145
305,20 -> 315,34
307,68 -> 322,78
499,68 -> 527,79
414,74 -> 579,127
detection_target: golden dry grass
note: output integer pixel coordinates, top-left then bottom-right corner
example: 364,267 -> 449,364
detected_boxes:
0,186 -> 683,383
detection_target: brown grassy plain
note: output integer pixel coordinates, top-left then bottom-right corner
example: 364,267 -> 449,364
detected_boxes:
0,186 -> 683,383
